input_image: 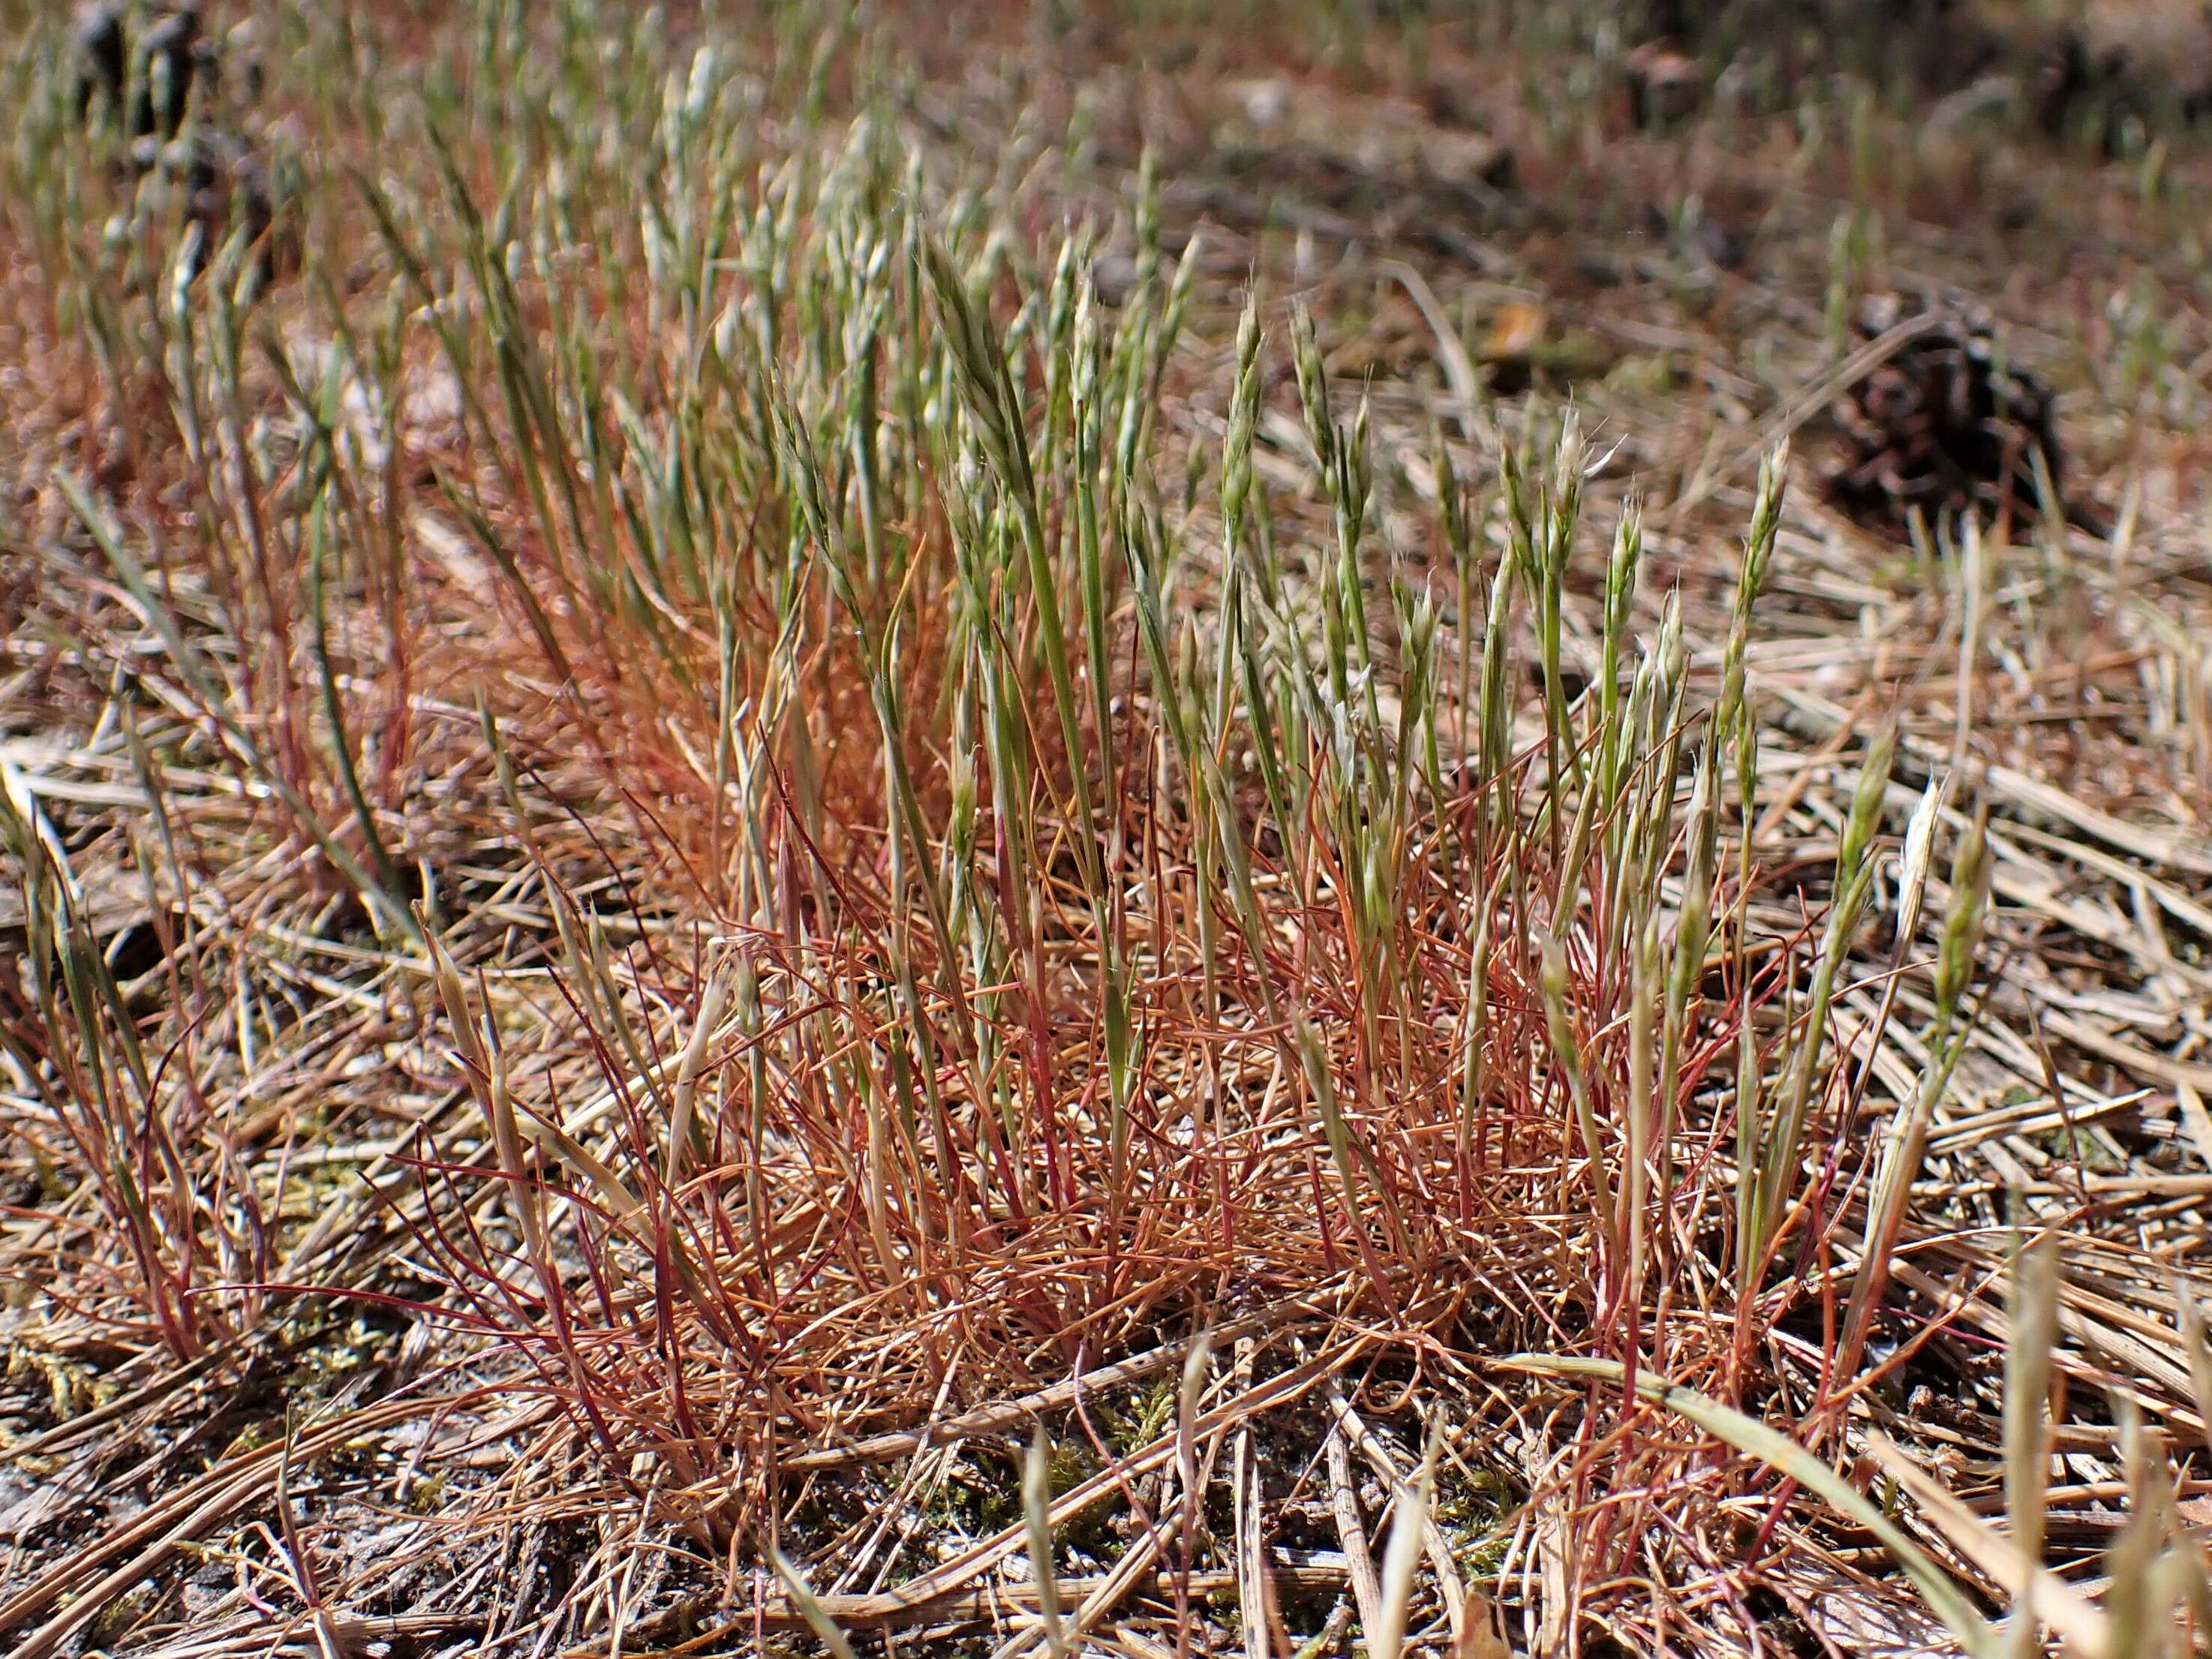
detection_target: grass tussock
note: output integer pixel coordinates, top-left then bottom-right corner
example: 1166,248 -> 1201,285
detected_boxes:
5,4 -> 2212,1657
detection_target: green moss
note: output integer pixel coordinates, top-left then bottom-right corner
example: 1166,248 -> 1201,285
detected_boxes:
1436,1465 -> 1516,1581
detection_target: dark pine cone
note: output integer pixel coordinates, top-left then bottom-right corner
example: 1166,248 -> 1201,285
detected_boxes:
1827,295 -> 2063,538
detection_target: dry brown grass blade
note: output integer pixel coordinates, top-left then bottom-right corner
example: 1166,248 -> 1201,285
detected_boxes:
768,1339 -> 1372,1624
2172,1270 -> 2212,1456
783,1306 -> 1297,1471
2177,1083 -> 2212,1170
1376,259 -> 1489,441
1863,1435 -> 2111,1659
1453,1592 -> 1511,1659
0,1394 -> 464,1659
1500,1355 -> 1999,1654
1778,684 -> 2212,879
616,1565 -> 1354,1648
2005,1233 -> 2059,1659
0,1348 -> 227,1464
2024,1002 -> 2212,1095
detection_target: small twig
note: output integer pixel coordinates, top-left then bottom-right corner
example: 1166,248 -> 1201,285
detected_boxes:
1324,1426 -> 1385,1641
783,1307 -> 1296,1472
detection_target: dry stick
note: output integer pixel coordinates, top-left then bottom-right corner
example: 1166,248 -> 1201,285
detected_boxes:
1324,1427 -> 1387,1639
1235,1429 -> 1274,1659
782,1304 -> 1298,1471
1231,1334 -> 1273,1659
1325,1390 -> 1468,1641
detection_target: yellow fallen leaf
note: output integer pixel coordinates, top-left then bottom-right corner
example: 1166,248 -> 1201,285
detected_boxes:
1483,301 -> 1547,362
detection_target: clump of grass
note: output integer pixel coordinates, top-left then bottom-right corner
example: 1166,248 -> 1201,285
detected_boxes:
10,5 -> 2205,1657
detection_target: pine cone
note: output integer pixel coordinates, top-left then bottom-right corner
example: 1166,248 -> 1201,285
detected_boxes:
1827,296 -> 2062,536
